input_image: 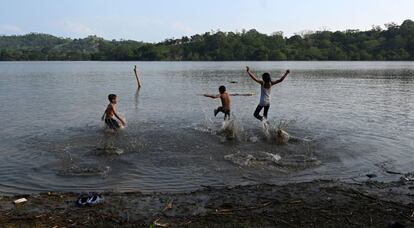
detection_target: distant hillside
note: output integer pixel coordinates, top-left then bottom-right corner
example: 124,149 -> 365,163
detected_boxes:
1,19 -> 414,61
0,34 -> 144,60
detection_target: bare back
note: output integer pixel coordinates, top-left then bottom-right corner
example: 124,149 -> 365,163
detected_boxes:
220,92 -> 231,111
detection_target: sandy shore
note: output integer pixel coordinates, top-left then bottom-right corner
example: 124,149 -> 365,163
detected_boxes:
1,179 -> 414,227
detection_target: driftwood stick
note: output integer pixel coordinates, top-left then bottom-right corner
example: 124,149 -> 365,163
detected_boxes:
133,65 -> 142,88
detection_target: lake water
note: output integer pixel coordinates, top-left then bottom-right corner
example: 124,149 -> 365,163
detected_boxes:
0,61 -> 413,194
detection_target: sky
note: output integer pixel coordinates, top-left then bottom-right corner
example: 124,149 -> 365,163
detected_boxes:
0,0 -> 413,42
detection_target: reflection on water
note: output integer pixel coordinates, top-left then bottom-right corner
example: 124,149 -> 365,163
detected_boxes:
0,61 -> 413,194
134,87 -> 141,112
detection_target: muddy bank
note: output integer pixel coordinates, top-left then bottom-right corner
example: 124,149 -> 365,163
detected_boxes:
1,180 -> 414,227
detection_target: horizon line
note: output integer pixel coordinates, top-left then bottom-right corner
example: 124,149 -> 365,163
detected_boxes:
0,19 -> 410,43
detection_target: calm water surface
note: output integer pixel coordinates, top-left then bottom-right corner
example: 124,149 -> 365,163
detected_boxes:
0,61 -> 413,194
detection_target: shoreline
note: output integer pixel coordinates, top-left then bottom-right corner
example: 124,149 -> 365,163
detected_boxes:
1,179 -> 413,227
1,60 -> 414,62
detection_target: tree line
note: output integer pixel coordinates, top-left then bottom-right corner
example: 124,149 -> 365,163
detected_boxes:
1,19 -> 413,61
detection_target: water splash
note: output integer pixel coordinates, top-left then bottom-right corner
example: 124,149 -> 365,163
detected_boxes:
224,151 -> 282,167
260,119 -> 295,143
195,109 -> 244,141
94,145 -> 124,155
224,150 -> 320,171
218,116 -> 243,140
57,165 -> 111,178
261,119 -> 272,140
58,146 -> 112,177
264,152 -> 282,163
223,118 -> 320,171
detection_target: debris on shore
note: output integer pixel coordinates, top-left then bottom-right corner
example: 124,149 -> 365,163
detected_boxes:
1,180 -> 413,227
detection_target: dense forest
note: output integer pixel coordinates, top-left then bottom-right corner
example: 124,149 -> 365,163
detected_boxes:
1,20 -> 414,61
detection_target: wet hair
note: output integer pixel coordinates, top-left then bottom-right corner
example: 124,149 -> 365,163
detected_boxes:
219,85 -> 226,94
108,94 -> 117,102
262,72 -> 271,84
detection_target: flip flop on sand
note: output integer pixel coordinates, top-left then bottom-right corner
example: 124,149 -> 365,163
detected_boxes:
76,193 -> 104,206
87,193 -> 104,205
76,194 -> 90,206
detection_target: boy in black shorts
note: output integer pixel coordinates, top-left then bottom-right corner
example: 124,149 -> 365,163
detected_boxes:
101,94 -> 125,129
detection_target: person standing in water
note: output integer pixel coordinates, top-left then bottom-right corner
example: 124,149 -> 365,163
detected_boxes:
246,66 -> 290,121
204,85 -> 231,120
101,94 -> 126,129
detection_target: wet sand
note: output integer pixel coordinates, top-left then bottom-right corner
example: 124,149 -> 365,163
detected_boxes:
1,179 -> 414,227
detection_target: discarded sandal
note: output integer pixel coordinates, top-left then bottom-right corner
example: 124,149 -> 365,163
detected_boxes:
76,194 -> 89,206
87,193 -> 104,205
76,193 -> 104,206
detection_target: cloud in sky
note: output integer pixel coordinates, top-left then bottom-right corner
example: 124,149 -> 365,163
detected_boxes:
170,21 -> 193,34
0,24 -> 23,35
67,15 -> 190,41
259,0 -> 268,8
0,0 -> 413,41
62,21 -> 95,37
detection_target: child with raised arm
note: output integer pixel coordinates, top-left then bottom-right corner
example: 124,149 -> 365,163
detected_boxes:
246,66 -> 290,122
204,85 -> 231,120
101,94 -> 126,130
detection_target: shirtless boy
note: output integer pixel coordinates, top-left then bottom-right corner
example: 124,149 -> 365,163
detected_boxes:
204,85 -> 231,120
101,94 -> 126,129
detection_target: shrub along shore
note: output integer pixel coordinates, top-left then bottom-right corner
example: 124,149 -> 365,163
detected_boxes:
1,20 -> 414,61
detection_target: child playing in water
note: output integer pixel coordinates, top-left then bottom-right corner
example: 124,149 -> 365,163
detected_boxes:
204,85 -> 231,120
101,94 -> 126,129
246,66 -> 290,121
